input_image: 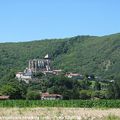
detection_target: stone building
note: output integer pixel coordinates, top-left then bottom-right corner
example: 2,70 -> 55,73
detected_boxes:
16,54 -> 62,83
28,54 -> 51,72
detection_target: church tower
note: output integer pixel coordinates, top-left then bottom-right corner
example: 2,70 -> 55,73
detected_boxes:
44,54 -> 51,71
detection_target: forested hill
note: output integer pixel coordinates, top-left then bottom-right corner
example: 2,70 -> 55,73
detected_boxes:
0,33 -> 120,80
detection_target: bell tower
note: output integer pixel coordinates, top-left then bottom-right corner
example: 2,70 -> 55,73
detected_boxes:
44,54 -> 51,71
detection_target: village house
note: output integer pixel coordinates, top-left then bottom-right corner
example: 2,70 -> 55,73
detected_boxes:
41,93 -> 63,100
0,96 -> 9,100
16,71 -> 32,84
65,72 -> 83,80
52,69 -> 62,75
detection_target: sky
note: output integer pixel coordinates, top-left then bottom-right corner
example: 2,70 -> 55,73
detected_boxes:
0,0 -> 120,42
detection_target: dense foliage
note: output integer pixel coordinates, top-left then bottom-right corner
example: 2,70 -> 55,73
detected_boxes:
0,33 -> 120,81
0,70 -> 120,100
0,33 -> 120,100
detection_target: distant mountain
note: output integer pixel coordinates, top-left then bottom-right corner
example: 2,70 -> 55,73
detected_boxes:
0,33 -> 120,81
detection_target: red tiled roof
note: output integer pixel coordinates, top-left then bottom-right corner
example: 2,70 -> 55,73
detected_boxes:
41,93 -> 62,97
0,96 -> 9,99
65,73 -> 80,76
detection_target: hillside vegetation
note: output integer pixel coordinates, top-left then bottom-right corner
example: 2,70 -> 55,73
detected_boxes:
0,33 -> 120,81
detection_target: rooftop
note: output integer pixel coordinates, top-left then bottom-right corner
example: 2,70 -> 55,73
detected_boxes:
0,96 -> 9,100
41,93 -> 62,97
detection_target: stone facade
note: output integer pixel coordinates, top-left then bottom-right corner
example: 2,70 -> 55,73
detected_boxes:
28,54 -> 51,72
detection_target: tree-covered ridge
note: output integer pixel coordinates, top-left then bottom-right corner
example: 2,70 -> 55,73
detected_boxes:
0,33 -> 120,81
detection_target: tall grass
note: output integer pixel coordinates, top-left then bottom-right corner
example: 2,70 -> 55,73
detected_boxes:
0,100 -> 120,108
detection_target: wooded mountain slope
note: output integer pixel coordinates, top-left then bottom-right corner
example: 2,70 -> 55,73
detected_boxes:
0,33 -> 120,80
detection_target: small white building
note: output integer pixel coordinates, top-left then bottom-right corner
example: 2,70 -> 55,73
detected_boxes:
65,73 -> 83,79
16,72 -> 24,79
16,69 -> 32,83
53,69 -> 62,75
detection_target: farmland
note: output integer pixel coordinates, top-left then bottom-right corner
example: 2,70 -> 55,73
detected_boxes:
0,100 -> 120,108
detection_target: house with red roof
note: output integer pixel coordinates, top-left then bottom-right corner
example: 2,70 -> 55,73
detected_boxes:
41,93 -> 63,100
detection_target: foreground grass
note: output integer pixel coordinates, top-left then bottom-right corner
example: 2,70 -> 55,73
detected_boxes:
0,100 -> 120,108
104,115 -> 120,120
0,108 -> 120,120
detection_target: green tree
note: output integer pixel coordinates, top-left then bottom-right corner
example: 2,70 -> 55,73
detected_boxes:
26,91 -> 40,100
94,81 -> 101,91
0,83 -> 23,99
106,83 -> 115,99
79,90 -> 91,99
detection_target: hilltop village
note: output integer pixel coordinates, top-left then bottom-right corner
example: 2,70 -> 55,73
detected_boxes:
16,54 -> 62,83
14,54 -> 115,100
15,54 -> 85,100
16,54 -> 82,83
0,54 -> 119,100
0,33 -> 120,100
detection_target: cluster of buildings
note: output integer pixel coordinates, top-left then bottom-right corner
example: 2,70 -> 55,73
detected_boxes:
16,54 -> 83,83
0,93 -> 63,100
16,54 -> 62,83
15,54 -> 83,100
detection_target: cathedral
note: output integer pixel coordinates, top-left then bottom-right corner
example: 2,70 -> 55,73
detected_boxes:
16,54 -> 62,83
16,54 -> 52,83
28,54 -> 51,72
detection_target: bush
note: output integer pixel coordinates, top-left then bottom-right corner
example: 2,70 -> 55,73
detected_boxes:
26,91 -> 40,100
79,90 -> 91,99
0,83 -> 24,99
91,91 -> 100,98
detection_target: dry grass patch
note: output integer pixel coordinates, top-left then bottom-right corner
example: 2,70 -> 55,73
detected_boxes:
0,108 -> 120,120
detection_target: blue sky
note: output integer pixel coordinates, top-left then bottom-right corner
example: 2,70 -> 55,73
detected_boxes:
0,0 -> 120,42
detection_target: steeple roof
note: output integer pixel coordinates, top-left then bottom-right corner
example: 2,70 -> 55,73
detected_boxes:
44,54 -> 50,59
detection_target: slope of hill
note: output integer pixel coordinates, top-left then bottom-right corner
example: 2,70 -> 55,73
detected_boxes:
0,33 -> 120,81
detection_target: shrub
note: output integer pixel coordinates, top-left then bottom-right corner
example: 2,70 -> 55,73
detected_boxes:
26,91 -> 40,100
79,90 -> 91,99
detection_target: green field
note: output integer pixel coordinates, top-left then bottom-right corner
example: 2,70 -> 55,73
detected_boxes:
0,100 -> 120,108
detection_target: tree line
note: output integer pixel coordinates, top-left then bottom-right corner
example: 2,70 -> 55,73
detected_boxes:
0,71 -> 120,100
